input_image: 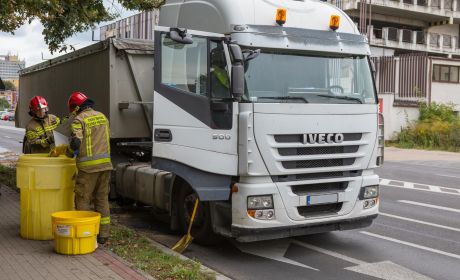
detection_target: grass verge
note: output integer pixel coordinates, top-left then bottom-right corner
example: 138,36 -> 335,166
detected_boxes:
0,164 -> 16,191
107,223 -> 215,280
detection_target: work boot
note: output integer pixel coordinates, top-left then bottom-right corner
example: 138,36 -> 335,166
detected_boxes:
97,236 -> 108,245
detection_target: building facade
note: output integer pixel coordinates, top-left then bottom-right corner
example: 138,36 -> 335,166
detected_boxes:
100,10 -> 159,41
0,54 -> 25,88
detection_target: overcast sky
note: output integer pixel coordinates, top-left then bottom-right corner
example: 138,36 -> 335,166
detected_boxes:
0,2 -> 138,67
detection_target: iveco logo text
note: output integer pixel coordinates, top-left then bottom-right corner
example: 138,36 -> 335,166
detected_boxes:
302,133 -> 344,144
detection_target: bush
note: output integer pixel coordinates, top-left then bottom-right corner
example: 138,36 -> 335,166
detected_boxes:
418,102 -> 457,122
395,102 -> 460,152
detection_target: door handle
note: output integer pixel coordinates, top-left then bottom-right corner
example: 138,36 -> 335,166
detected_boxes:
154,129 -> 172,142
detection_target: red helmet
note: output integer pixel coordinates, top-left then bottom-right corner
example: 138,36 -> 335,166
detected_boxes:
29,96 -> 48,113
68,91 -> 88,113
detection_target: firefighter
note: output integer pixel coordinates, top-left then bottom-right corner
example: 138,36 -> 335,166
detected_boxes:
66,91 -> 112,244
24,96 -> 60,154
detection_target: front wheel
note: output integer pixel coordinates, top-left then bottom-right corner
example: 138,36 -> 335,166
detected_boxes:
177,184 -> 221,245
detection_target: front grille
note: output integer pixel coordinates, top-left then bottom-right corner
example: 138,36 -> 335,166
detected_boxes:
278,145 -> 359,156
272,170 -> 362,182
297,203 -> 343,217
282,158 -> 355,169
291,182 -> 348,195
275,133 -> 362,143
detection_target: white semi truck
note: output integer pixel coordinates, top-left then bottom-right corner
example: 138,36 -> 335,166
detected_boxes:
18,0 -> 383,243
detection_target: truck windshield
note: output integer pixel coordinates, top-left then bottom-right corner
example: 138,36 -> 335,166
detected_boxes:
243,51 -> 377,104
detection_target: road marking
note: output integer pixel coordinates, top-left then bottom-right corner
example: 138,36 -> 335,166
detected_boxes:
293,240 -> 433,279
361,231 -> 460,260
345,261 -> 433,280
3,136 -> 12,139
380,178 -> 460,196
291,239 -> 366,265
398,200 -> 460,214
436,174 -> 460,179
235,239 -> 318,270
380,212 -> 460,232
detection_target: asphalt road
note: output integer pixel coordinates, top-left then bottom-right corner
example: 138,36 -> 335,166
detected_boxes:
0,121 -> 23,154
1,124 -> 459,280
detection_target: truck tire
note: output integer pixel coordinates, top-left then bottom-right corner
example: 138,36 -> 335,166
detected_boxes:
177,183 -> 221,245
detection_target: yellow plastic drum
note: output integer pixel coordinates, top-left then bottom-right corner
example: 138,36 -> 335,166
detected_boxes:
52,211 -> 100,255
16,154 -> 76,240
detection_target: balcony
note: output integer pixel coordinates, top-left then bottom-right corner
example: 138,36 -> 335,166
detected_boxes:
369,26 -> 459,54
336,0 -> 460,22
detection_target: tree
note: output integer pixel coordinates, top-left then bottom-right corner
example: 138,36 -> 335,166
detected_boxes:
0,0 -> 165,53
0,98 -> 10,110
3,80 -> 16,91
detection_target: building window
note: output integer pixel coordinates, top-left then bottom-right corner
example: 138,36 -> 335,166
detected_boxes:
432,64 -> 460,83
450,66 -> 459,83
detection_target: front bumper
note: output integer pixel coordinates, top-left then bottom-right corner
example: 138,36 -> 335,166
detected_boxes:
232,214 -> 378,242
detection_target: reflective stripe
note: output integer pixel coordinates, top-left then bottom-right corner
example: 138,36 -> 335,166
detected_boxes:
88,128 -> 92,156
71,123 -> 82,130
77,157 -> 111,168
100,216 -> 110,225
26,131 -> 41,140
76,153 -> 111,163
84,115 -> 107,128
85,127 -> 92,157
45,122 -> 59,132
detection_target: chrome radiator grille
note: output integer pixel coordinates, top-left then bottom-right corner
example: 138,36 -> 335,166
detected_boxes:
273,133 -> 364,171
270,132 -> 368,219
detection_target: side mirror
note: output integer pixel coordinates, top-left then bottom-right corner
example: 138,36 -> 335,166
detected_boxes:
229,44 -> 244,99
232,65 -> 245,99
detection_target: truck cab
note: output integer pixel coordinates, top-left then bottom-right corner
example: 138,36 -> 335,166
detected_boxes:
142,0 -> 383,242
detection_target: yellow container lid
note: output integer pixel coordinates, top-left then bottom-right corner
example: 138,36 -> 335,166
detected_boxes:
52,211 -> 101,224
17,154 -> 75,165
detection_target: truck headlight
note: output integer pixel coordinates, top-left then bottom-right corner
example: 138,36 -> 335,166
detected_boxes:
359,185 -> 379,199
247,195 -> 273,210
247,195 -> 275,220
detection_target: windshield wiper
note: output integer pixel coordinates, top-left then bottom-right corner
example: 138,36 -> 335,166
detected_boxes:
316,94 -> 363,104
257,96 -> 309,103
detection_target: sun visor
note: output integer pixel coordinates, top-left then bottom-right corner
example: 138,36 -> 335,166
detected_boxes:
231,25 -> 370,56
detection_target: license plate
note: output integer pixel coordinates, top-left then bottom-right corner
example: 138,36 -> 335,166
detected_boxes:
306,194 -> 338,206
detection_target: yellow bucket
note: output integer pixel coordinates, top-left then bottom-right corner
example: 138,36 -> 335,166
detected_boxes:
16,154 -> 76,240
51,211 -> 101,255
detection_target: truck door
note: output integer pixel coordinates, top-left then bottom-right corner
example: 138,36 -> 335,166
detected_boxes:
152,27 -> 238,201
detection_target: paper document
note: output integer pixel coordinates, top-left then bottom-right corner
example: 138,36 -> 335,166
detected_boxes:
53,131 -> 69,146
54,114 -> 75,137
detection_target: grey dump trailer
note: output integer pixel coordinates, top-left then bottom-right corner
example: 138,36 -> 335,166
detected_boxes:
18,38 -> 154,142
